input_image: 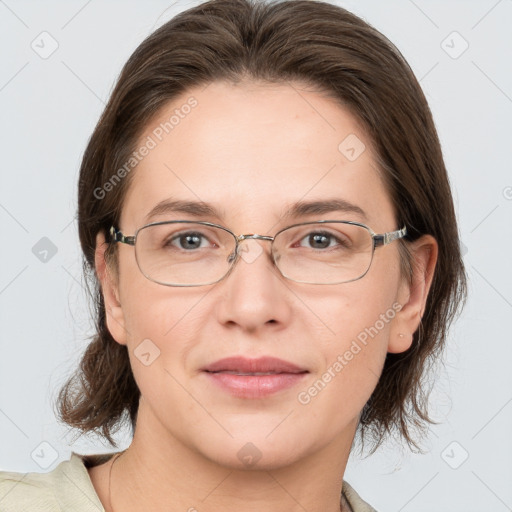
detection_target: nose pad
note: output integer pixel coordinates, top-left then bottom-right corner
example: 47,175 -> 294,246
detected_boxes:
225,238 -> 277,280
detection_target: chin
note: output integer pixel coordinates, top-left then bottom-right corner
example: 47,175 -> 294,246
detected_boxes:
192,430 -> 313,471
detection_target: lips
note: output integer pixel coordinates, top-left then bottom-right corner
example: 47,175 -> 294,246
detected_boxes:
201,356 -> 309,399
201,356 -> 308,375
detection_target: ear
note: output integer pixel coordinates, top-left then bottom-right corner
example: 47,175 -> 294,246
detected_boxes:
95,230 -> 128,346
388,234 -> 438,353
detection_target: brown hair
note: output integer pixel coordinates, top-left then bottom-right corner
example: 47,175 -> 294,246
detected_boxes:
56,0 -> 467,455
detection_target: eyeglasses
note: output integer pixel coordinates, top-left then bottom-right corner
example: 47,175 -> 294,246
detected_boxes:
109,220 -> 407,287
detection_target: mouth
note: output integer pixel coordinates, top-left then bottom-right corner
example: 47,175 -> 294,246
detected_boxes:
201,356 -> 309,398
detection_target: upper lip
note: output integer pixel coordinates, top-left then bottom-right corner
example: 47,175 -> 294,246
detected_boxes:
201,356 -> 308,374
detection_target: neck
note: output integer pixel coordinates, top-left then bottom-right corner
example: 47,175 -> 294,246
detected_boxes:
106,400 -> 357,512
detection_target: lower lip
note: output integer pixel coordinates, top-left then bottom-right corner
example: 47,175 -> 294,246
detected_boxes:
203,371 -> 308,398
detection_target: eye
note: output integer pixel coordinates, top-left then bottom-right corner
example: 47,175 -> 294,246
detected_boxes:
296,230 -> 350,250
166,231 -> 215,250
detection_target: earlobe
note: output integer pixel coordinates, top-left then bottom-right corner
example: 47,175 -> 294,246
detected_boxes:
94,231 -> 127,346
388,235 -> 438,354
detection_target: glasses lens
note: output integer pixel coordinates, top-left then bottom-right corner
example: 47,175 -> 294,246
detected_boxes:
273,222 -> 373,284
135,222 -> 236,286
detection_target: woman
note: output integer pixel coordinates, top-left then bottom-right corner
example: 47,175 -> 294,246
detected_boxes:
0,0 -> 466,510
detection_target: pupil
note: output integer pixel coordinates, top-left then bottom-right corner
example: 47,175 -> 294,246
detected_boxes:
310,233 -> 329,249
181,233 -> 201,249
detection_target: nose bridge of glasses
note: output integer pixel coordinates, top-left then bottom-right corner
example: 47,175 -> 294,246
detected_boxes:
236,233 -> 274,243
231,234 -> 277,267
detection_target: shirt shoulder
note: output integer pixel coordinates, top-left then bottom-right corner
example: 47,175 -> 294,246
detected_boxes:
0,452 -> 107,512
342,479 -> 379,512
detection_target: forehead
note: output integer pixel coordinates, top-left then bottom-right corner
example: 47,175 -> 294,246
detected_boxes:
120,80 -> 394,231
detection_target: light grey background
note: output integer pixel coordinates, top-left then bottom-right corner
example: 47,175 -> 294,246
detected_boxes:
0,1 -> 511,511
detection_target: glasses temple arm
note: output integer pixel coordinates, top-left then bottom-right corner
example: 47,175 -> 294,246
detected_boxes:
373,226 -> 407,247
109,226 -> 136,245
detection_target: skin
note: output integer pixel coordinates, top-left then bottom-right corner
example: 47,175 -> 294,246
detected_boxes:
89,80 -> 437,512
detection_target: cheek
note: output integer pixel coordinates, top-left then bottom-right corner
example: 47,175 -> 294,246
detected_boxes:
120,289 -> 203,417
118,246 -> 202,341
294,304 -> 393,436
120,275 -> 213,388
298,265 -> 401,409
307,264 -> 400,351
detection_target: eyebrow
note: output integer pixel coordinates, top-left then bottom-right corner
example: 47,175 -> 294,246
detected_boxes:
144,197 -> 368,224
145,199 -> 223,222
281,198 -> 368,222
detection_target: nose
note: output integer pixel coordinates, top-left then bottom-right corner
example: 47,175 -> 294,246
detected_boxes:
214,237 -> 292,333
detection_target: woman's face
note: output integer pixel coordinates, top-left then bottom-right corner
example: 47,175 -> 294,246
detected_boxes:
99,80 -> 418,469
